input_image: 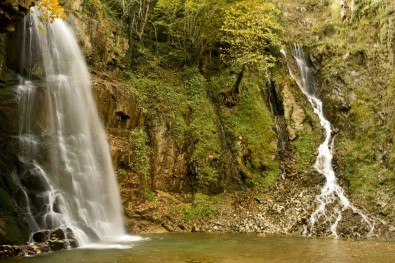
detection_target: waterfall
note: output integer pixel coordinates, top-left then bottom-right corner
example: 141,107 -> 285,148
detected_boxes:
14,8 -> 126,246
282,44 -> 374,237
265,78 -> 288,179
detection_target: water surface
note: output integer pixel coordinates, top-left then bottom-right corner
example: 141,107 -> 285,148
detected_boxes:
3,233 -> 395,263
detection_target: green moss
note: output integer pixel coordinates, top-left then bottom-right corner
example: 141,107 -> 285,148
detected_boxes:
181,203 -> 218,221
176,193 -> 219,221
0,189 -> 29,244
344,161 -> 389,207
128,64 -> 224,192
293,129 -> 321,172
0,188 -> 13,212
336,123 -> 395,209
129,128 -> 151,181
211,71 -> 280,189
117,168 -> 128,177
144,189 -> 155,202
185,68 -> 222,190
0,217 -> 29,244
170,116 -> 189,150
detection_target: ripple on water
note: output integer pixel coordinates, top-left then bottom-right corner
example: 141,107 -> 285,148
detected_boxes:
79,235 -> 148,250
3,234 -> 395,263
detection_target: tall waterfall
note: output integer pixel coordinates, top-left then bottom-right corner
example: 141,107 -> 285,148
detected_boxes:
282,45 -> 374,237
14,8 -> 126,246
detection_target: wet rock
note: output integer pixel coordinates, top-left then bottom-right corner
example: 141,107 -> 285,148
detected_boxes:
282,85 -> 307,141
0,0 -> 34,33
116,110 -> 130,120
48,239 -> 67,251
31,228 -> 78,251
50,228 -> 66,240
161,223 -> 174,232
0,244 -> 22,259
79,225 -> 99,242
20,167 -> 49,192
68,238 -> 79,249
32,230 -> 50,243
66,7 -> 129,68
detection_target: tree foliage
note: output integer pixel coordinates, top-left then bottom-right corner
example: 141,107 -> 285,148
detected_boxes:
127,0 -> 158,41
36,0 -> 66,22
352,0 -> 386,18
96,0 -> 158,41
152,0 -> 225,62
220,0 -> 283,71
106,0 -> 283,68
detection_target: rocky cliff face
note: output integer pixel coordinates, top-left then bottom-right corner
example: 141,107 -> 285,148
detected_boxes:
1,0 -> 395,245
280,0 -> 395,234
0,0 -> 33,32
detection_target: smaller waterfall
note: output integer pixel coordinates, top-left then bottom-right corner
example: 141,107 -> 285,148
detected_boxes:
265,78 -> 288,179
282,44 -> 374,237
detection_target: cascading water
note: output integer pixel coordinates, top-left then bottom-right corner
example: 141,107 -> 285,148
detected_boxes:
265,78 -> 288,179
14,8 -> 127,246
266,78 -> 286,152
282,44 -> 375,237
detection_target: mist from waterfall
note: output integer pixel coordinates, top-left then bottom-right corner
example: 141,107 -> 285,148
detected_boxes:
14,7 -> 128,246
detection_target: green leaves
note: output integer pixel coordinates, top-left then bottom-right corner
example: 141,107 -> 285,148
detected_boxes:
152,0 -> 224,63
353,0 -> 386,19
220,0 -> 283,71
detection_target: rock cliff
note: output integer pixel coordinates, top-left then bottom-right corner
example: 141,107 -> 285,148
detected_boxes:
1,0 -> 395,245
0,0 -> 33,32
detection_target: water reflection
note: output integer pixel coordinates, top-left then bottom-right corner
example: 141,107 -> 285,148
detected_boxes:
3,233 -> 395,263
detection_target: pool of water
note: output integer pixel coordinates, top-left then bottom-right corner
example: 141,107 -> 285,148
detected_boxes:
3,233 -> 395,263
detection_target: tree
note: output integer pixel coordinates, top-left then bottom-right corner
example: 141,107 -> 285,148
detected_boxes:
220,0 -> 283,71
219,0 -> 283,103
36,0 -> 66,22
100,0 -> 158,42
129,0 -> 158,41
152,0 -> 225,63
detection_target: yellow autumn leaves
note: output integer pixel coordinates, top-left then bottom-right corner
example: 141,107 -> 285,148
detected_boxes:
36,0 -> 66,22
220,0 -> 283,71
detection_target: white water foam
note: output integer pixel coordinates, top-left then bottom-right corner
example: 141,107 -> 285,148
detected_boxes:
15,7 -> 133,246
80,235 -> 148,250
282,44 -> 375,237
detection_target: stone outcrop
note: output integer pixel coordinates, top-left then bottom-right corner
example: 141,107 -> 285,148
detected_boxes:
0,228 -> 77,259
91,71 -> 143,130
90,71 -> 146,205
0,69 -> 30,245
282,84 -> 307,141
65,2 -> 129,69
149,116 -> 190,193
0,0 -> 33,32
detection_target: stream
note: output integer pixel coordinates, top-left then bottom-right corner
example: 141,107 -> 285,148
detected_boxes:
2,234 -> 395,263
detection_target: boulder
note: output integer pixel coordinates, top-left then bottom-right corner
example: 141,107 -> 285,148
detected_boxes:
48,239 -> 67,251
20,167 -> 49,192
0,0 -> 34,33
49,228 -> 65,240
31,230 -> 49,243
31,227 -> 79,249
